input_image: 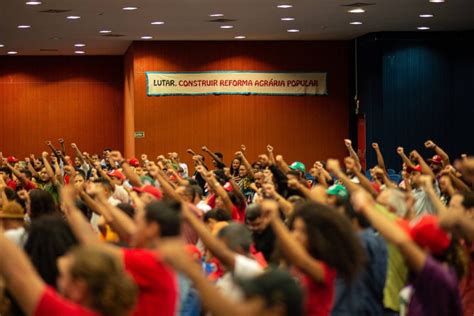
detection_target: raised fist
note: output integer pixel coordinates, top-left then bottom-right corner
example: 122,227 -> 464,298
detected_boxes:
424,140 -> 436,149
372,143 -> 379,149
42,151 -> 49,158
267,145 -> 274,153
240,144 -> 246,152
58,138 -> 65,144
396,147 -> 404,155
344,139 -> 352,148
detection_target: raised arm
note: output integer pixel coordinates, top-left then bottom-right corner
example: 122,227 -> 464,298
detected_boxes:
372,143 -> 388,175
110,151 -> 142,187
6,162 -> 31,187
235,151 -> 254,178
397,147 -> 416,170
351,190 -> 426,272
411,150 -> 435,178
425,140 -> 450,167
46,140 -> 66,164
266,145 -> 276,166
0,231 -> 45,316
25,157 -> 39,179
181,203 -> 237,269
71,143 -> 86,165
58,138 -> 66,156
201,146 -> 225,168
344,139 -> 362,171
263,182 -> 293,217
199,166 -> 233,216
326,159 -> 361,194
41,152 -> 59,186
275,155 -> 291,174
261,199 -> 326,282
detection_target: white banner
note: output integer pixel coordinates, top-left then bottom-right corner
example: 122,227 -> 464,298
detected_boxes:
146,71 -> 327,96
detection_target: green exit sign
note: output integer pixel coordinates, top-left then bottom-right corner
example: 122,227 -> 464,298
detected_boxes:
134,131 -> 145,138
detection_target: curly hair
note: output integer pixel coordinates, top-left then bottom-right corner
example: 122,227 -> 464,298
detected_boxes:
68,246 -> 138,316
288,202 -> 366,282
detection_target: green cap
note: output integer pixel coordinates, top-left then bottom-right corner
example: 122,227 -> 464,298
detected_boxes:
326,184 -> 348,199
289,161 -> 306,173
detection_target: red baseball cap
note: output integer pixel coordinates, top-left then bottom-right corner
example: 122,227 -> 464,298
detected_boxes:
133,184 -> 162,200
7,156 -> 18,164
128,158 -> 140,168
107,170 -> 125,181
407,164 -> 422,173
409,215 -> 451,255
428,155 -> 443,165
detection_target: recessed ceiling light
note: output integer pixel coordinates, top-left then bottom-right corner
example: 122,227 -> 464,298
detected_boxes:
287,29 -> 300,32
26,1 -> 42,5
350,21 -> 363,25
18,25 -> 31,29
99,30 -> 112,33
141,36 -> 153,39
220,25 -> 233,29
75,51 -> 85,54
348,8 -> 365,13
122,6 -> 138,10
277,4 -> 293,8
50,36 -> 62,40
419,14 -> 434,18
429,0 -> 445,2
0,44 -> 4,48
417,26 -> 430,30
234,36 -> 246,39
151,21 -> 165,25
7,51 -> 18,55
281,17 -> 295,21
66,16 -> 81,20
74,43 -> 86,47
209,13 -> 224,17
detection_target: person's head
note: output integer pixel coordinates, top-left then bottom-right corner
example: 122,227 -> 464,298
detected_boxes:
212,152 -> 224,167
132,200 -> 181,248
38,167 -> 50,182
407,165 -> 422,187
342,200 -> 371,230
231,158 -> 242,175
254,171 -> 264,188
93,178 -> 114,197
428,155 -> 443,174
74,157 -> 82,167
376,188 -> 412,219
20,169 -> 33,180
29,189 -> 58,219
204,208 -> 231,230
288,202 -> 365,282
102,148 -> 112,159
237,269 -> 303,316
289,162 -> 306,178
258,154 -> 269,168
217,223 -> 253,256
326,184 -> 349,207
0,166 -> 12,181
57,245 -> 137,316
73,171 -> 86,189
246,204 -> 270,233
24,215 -> 78,287
133,184 -> 163,205
0,201 -> 25,231
91,154 -> 99,163
176,185 -> 201,204
449,192 -> 474,217
239,165 -> 249,178
117,202 -> 135,219
107,170 -> 125,186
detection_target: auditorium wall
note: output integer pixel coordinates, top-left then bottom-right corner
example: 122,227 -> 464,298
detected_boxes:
127,41 -> 350,169
0,56 -> 124,158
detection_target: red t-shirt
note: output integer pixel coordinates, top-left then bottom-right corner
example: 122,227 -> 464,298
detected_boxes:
34,286 -> 99,316
299,263 -> 337,316
123,248 -> 177,316
7,179 -> 17,191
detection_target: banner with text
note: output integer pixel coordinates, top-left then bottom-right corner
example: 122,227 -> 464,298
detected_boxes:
146,71 -> 327,96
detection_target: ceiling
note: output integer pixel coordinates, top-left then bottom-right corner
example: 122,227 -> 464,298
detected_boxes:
0,0 -> 473,55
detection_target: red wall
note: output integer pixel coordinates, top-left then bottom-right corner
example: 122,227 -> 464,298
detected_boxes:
131,41 -> 350,168
0,56 -> 123,158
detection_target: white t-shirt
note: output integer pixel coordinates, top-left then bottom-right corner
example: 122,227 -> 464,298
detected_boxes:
180,163 -> 189,178
196,200 -> 211,213
4,227 -> 27,247
113,185 -> 130,204
216,254 -> 264,301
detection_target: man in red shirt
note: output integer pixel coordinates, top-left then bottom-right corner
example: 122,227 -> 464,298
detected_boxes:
0,230 -> 137,316
62,185 -> 179,316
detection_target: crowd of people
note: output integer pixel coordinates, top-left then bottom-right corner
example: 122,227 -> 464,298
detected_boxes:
1,138 -> 474,316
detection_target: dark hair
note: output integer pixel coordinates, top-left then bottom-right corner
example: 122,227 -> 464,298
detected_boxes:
343,200 -> 371,229
94,178 -> 113,193
217,224 -> 253,253
24,215 -> 78,287
287,170 -> 301,178
117,203 -> 135,219
75,199 -> 93,221
0,166 -> 12,177
214,152 -> 223,160
29,189 -> 58,219
462,192 -> 474,209
434,238 -> 468,279
145,200 -> 181,237
288,202 -> 365,282
103,148 -> 112,152
246,204 -> 262,222
21,169 -> 33,179
204,208 -> 232,223
230,157 -> 242,177
4,187 -> 17,201
187,178 -> 198,186
75,169 -> 86,180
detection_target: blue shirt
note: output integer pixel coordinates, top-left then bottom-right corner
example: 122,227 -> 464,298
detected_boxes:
332,228 -> 388,316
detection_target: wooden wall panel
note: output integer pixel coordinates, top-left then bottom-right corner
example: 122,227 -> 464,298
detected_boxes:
131,41 -> 350,169
0,56 -> 123,158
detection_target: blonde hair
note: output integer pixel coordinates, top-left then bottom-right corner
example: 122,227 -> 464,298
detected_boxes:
68,246 -> 138,316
